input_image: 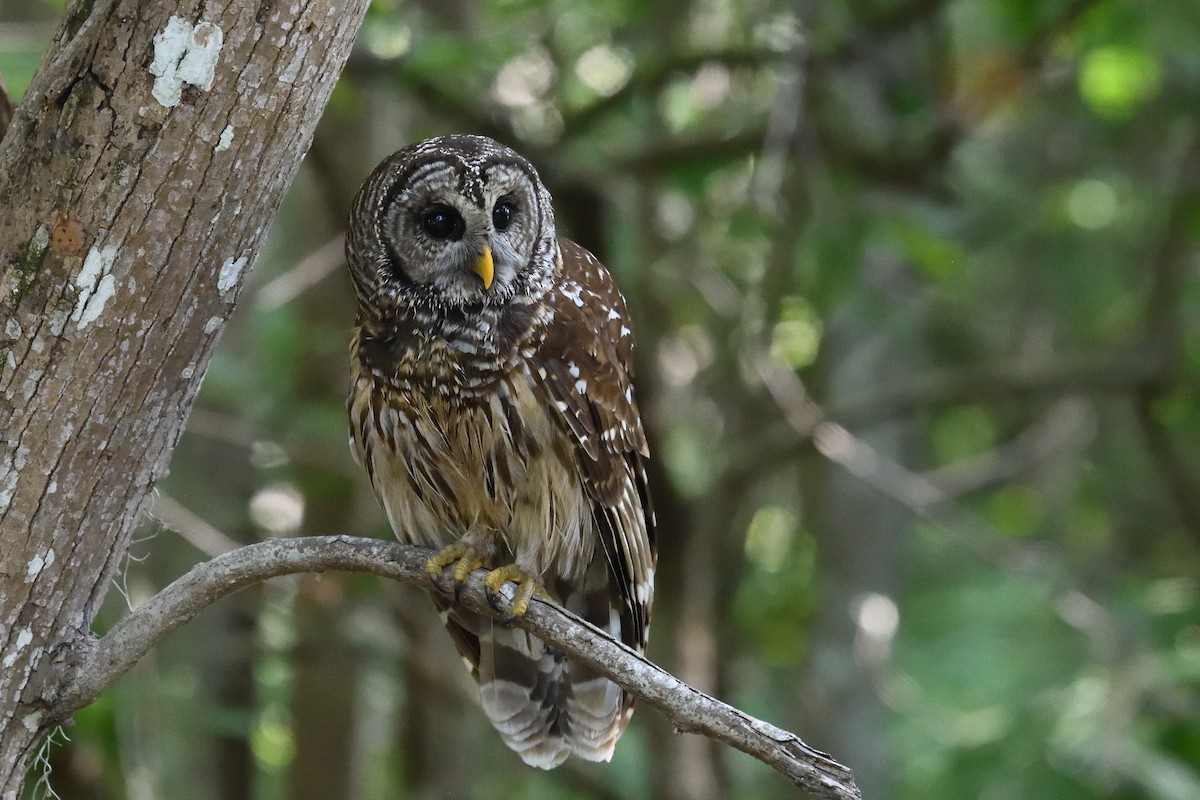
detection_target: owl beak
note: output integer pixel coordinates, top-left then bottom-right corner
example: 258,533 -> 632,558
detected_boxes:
473,246 -> 495,290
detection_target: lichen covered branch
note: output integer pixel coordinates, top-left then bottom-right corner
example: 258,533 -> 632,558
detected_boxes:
53,536 -> 859,800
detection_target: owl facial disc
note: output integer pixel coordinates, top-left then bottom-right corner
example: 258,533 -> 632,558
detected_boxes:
346,135 -> 558,313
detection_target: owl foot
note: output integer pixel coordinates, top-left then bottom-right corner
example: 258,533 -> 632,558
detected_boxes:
426,542 -> 491,601
484,564 -> 548,624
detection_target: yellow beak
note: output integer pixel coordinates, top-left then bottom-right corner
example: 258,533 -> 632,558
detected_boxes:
473,246 -> 494,290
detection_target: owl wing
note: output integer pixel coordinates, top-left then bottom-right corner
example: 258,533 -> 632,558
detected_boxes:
444,239 -> 656,766
533,238 -> 656,654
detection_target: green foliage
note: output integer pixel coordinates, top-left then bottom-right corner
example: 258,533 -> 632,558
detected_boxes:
1078,45 -> 1162,119
735,508 -> 817,666
7,0 -> 1200,797
932,406 -> 997,465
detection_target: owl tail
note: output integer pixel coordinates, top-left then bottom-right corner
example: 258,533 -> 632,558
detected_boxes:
477,624 -> 572,767
555,563 -> 634,762
436,560 -> 632,768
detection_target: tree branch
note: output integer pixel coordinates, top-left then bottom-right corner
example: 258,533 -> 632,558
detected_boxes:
50,536 -> 860,800
1133,129 -> 1200,545
827,347 -> 1167,429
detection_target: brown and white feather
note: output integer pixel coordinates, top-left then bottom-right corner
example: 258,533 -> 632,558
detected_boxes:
345,135 -> 655,768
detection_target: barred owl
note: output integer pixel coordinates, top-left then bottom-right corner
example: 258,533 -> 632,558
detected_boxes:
345,135 -> 655,768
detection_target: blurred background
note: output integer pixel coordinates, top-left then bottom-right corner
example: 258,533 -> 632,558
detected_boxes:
5,0 -> 1200,798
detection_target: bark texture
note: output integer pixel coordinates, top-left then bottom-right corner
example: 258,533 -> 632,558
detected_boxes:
0,0 -> 370,793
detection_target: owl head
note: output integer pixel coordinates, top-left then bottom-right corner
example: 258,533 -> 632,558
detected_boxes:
346,135 -> 560,322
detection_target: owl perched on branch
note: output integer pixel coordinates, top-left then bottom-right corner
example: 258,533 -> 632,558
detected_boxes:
345,135 -> 656,768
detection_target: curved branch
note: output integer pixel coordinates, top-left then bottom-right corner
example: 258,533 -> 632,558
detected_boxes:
52,536 -> 860,800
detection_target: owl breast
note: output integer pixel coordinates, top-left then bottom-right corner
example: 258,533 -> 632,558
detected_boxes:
350,347 -> 594,584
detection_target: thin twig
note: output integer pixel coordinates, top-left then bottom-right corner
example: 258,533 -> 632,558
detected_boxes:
51,536 -> 860,800
827,348 -> 1165,429
255,234 -> 345,311
150,493 -> 243,557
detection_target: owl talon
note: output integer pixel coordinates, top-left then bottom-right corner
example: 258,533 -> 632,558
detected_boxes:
426,542 -> 490,599
484,582 -> 508,615
484,564 -> 547,619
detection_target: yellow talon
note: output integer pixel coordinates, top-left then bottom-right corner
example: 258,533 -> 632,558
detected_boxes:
426,542 -> 489,584
484,564 -> 547,618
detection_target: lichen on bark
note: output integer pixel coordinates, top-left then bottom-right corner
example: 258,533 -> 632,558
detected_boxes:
0,0 -> 374,793
4,228 -> 50,309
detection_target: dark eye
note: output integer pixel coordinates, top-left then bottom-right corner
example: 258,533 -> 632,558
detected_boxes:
492,199 -> 516,232
419,204 -> 464,240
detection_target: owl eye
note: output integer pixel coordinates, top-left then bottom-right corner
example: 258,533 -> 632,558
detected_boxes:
420,205 -> 464,240
492,199 -> 516,232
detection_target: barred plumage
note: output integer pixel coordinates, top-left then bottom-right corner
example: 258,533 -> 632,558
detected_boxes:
345,135 -> 655,767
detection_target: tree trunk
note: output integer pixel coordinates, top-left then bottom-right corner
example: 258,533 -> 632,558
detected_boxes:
0,0 -> 369,793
